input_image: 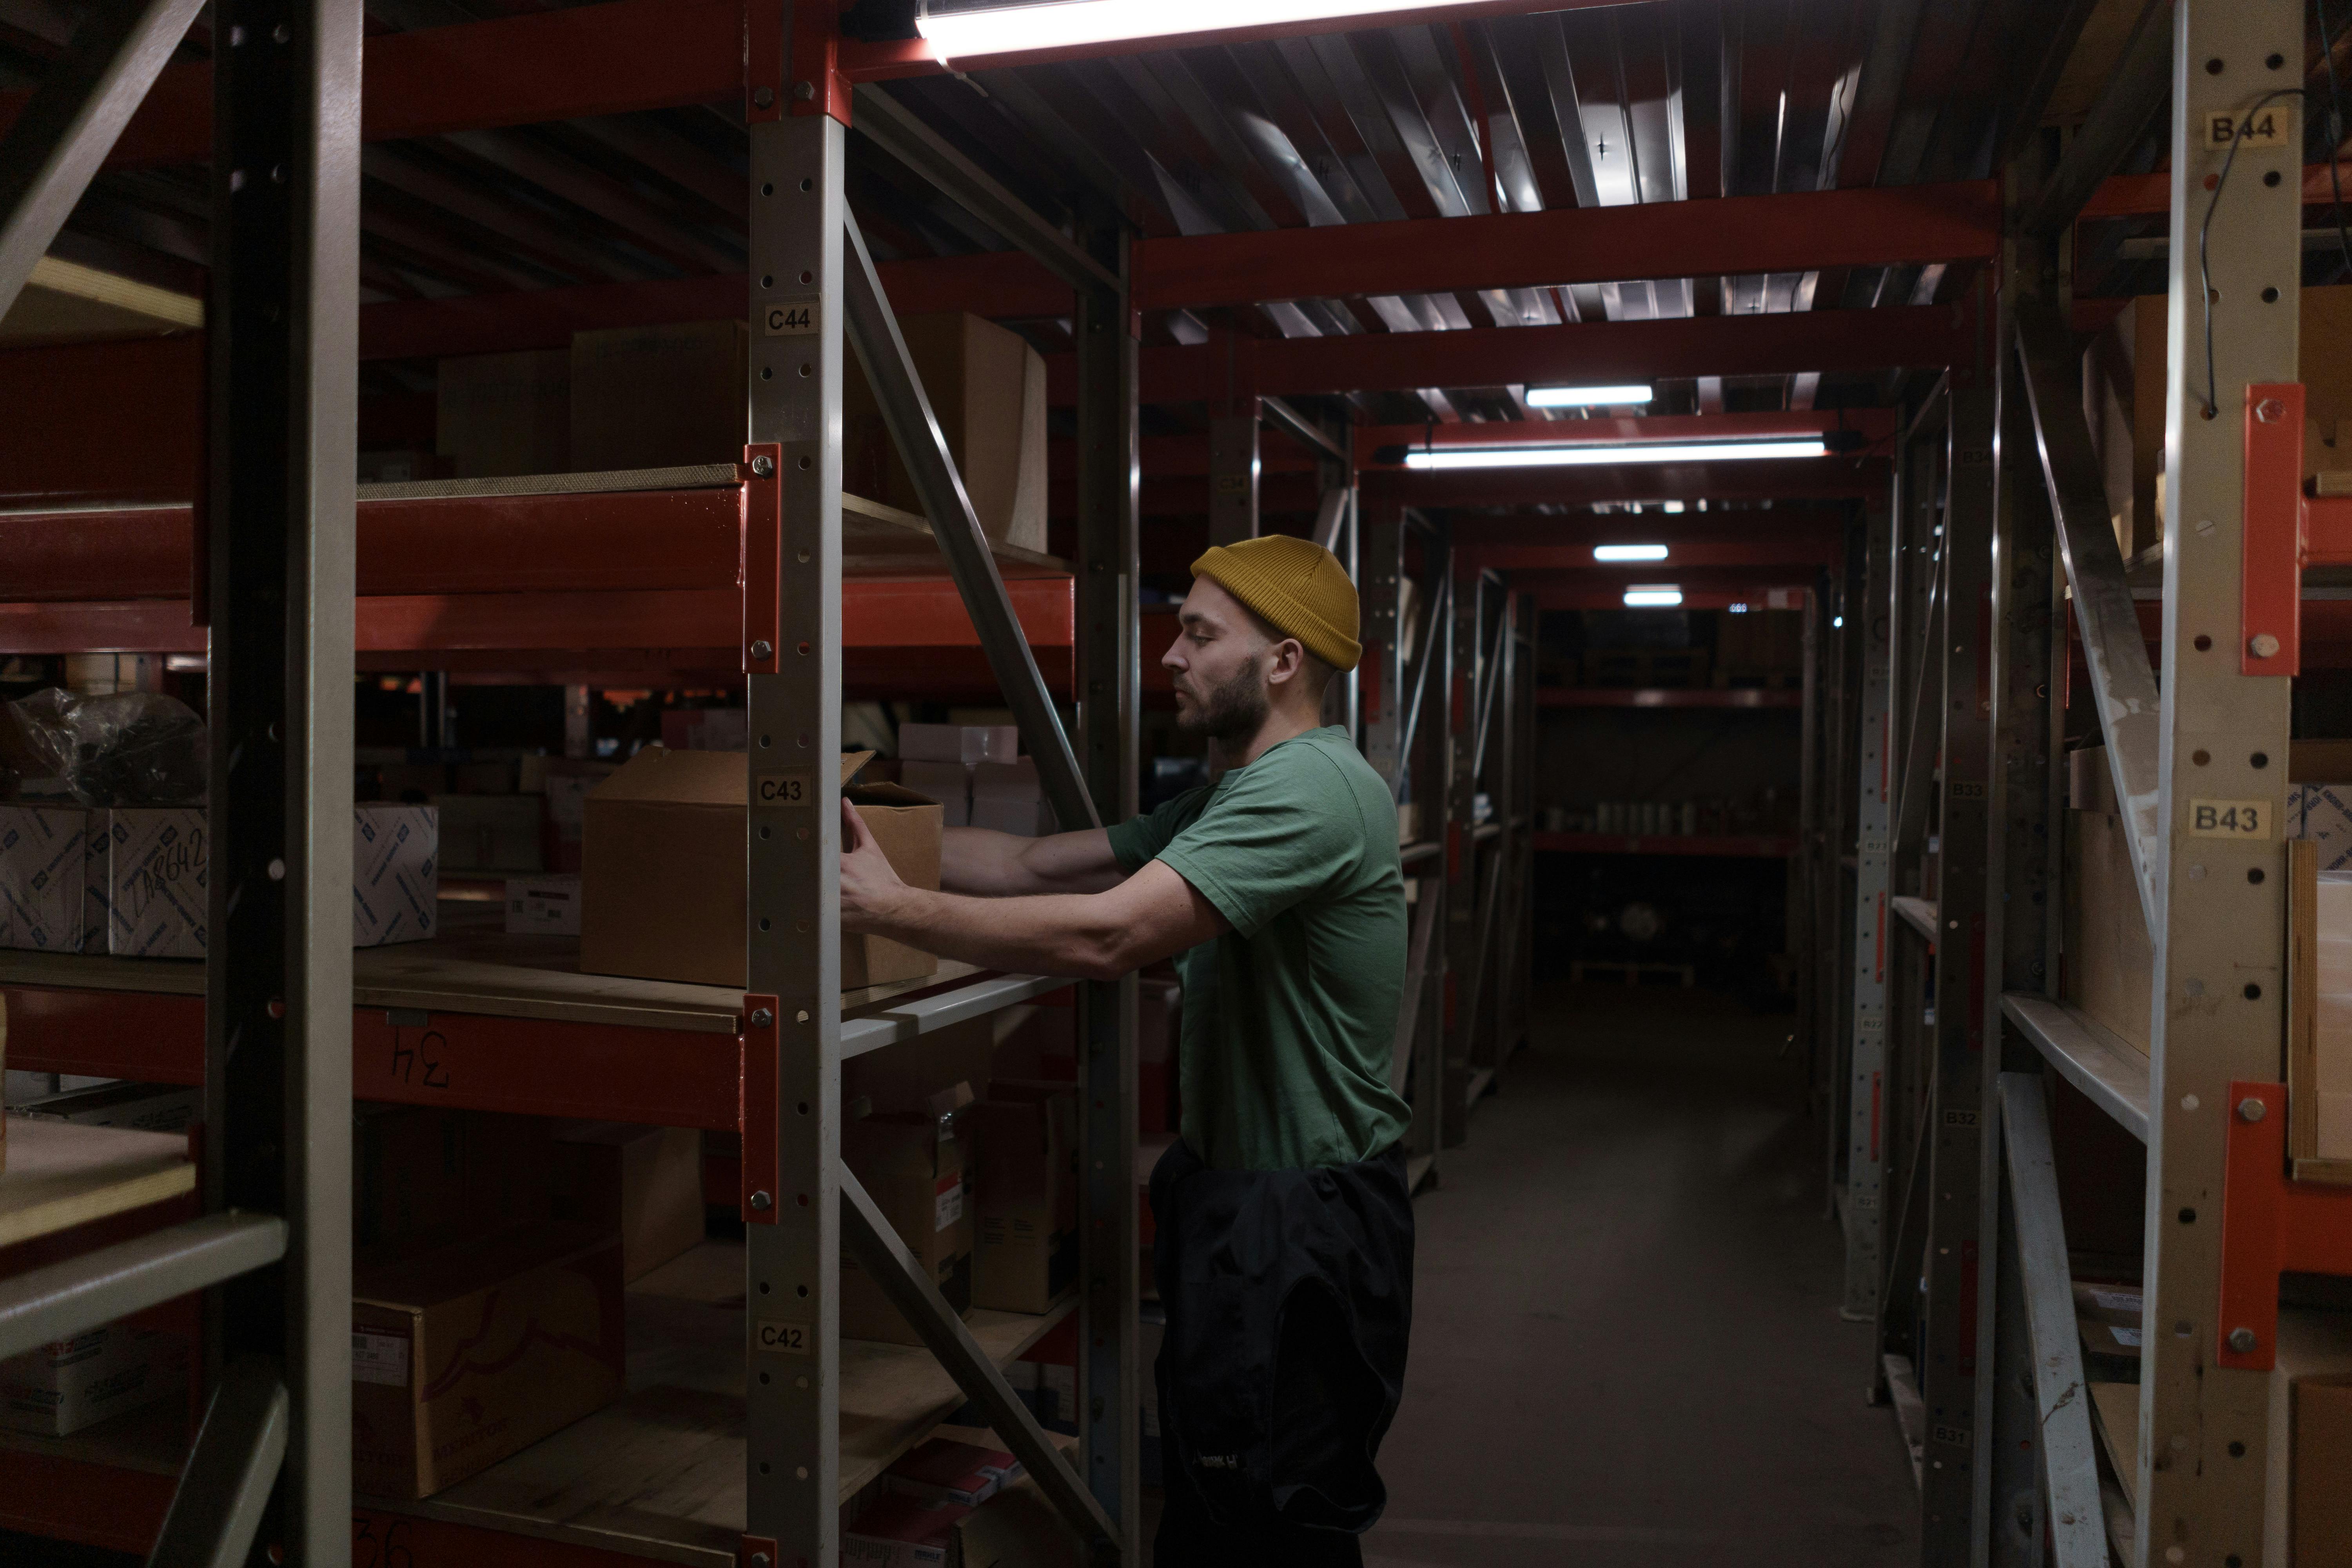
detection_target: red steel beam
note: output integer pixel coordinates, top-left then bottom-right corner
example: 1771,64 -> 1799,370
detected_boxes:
1452,514 -> 1844,572
1354,410 -> 1898,464
1364,459 -> 1884,511
2080,163 -> 2352,220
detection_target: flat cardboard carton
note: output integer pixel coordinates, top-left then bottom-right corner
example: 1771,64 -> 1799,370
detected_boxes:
967,1083 -> 1076,1314
551,1121 -> 704,1281
506,874 -> 582,935
899,760 -> 974,829
841,314 -> 1047,555
2263,1307 -> 2352,1568
844,1492 -> 964,1568
842,1084 -> 973,1345
351,1222 -> 623,1500
353,1106 -> 553,1250
432,794 -> 543,874
898,724 -> 1018,766
0,1320 -> 188,1436
579,747 -> 940,989
0,803 -> 104,952
437,349 -> 569,478
570,321 -> 747,471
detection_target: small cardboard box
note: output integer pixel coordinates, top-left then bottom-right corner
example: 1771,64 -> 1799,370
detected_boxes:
0,804 -> 105,952
968,1084 -> 1076,1314
842,1083 -> 973,1346
551,1121 -> 704,1282
437,348 -> 569,479
351,1222 -> 623,1500
0,1320 -> 188,1437
899,761 -> 974,829
2263,1307 -> 2352,1568
885,1437 -> 1022,1510
519,757 -> 615,873
506,874 -> 582,936
579,748 -> 940,990
898,724 -> 1018,766
570,321 -> 747,472
843,1492 -> 965,1568
352,804 -> 439,947
432,795 -> 543,874
843,313 -> 1048,555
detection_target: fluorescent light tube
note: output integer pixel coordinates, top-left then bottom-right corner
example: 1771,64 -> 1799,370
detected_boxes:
1726,603 -> 1750,614
918,0 -> 1497,58
1593,544 -> 1669,562
1399,438 -> 1828,471
1622,586 -> 1683,608
1526,383 -> 1653,408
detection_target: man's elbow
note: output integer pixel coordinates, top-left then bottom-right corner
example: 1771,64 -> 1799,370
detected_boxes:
1067,926 -> 1143,983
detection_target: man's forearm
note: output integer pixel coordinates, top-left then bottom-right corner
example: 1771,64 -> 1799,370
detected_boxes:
862,884 -> 1131,981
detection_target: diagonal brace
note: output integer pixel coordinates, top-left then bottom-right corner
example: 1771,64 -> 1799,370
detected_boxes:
1996,1074 -> 2111,1568
1388,884 -> 1440,1094
2014,301 -> 2164,935
1394,572 -> 1450,803
841,210 -> 1097,833
0,0 -> 207,319
147,1356 -> 289,1568
840,1164 -> 1119,1559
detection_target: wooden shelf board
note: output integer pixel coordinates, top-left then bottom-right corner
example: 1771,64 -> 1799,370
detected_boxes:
1891,895 -> 1940,944
359,1240 -> 1075,1567
0,1117 -> 193,1248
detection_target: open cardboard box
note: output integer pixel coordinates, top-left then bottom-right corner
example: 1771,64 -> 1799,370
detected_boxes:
579,747 -> 940,989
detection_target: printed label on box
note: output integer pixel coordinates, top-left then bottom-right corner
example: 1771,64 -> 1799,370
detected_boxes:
352,1330 -> 410,1387
2108,1325 -> 2143,1348
934,1174 -> 963,1232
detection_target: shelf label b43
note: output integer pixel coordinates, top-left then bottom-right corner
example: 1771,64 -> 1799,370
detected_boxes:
2188,799 -> 2271,839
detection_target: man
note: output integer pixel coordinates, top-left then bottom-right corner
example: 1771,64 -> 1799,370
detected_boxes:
839,534 -> 1414,1566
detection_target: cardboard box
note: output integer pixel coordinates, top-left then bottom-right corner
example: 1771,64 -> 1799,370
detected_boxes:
842,314 -> 1047,555
433,795 -> 542,874
506,874 -> 582,936
15,1080 -> 197,1133
967,1085 -> 1076,1314
2262,1307 -> 2352,1568
351,1222 -> 624,1500
519,757 -> 615,874
353,1106 -> 553,1250
844,1493 -> 965,1568
550,1122 -> 703,1282
437,349 -> 570,479
899,724 -> 1018,766
352,804 -> 440,947
937,1432 -> 1083,1568
0,804 -> 105,952
899,760 -> 974,829
0,1321 -> 188,1437
885,1437 -> 1022,1510
842,1084 -> 973,1346
570,321 -> 746,472
971,760 -> 1048,838
660,708 -> 749,753
579,747 -> 940,990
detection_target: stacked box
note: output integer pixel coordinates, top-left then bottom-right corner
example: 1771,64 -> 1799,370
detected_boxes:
841,1083 -> 974,1345
505,874 -> 582,935
0,1321 -> 189,1437
968,1083 -> 1076,1314
105,807 -> 208,957
0,804 -> 105,952
352,804 -> 439,946
971,759 -> 1049,838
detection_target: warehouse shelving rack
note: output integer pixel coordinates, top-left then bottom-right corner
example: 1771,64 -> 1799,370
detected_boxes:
1828,0 -> 2352,1561
0,4 -> 1147,1565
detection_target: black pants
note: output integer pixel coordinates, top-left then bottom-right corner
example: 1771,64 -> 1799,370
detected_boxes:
1149,1139 -> 1414,1568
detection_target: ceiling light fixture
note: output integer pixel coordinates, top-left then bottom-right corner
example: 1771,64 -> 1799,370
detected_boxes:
1593,544 -> 1669,562
1622,585 -> 1683,608
1526,383 -> 1654,408
916,0 -> 1497,58
1393,437 -> 1829,471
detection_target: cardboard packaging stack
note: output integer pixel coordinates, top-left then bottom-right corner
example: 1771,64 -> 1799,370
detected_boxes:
844,1433 -> 1079,1568
966,1083 -> 1077,1314
659,708 -> 748,753
2266,1308 -> 2352,1568
579,747 -> 941,989
14,1080 -> 197,1133
519,755 -> 616,873
436,348 -> 569,478
842,1083 -> 974,1345
0,802 -> 437,956
505,875 -> 582,935
0,1319 -> 189,1437
550,1121 -> 704,1282
971,760 -> 1051,838
353,1106 -> 554,1250
897,724 -> 1018,831
431,795 -> 541,874
352,1222 -> 624,1499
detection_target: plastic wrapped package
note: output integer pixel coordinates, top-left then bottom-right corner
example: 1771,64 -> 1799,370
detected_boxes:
0,689 -> 205,806
2315,872 -> 2352,1158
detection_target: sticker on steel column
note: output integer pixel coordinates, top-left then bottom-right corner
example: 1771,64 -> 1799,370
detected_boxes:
756,1319 -> 811,1355
1947,782 -> 1986,800
1931,1423 -> 1971,1448
2188,799 -> 2271,839
2207,107 -> 2292,150
1942,1108 -> 1980,1127
756,768 -> 816,808
763,298 -> 820,336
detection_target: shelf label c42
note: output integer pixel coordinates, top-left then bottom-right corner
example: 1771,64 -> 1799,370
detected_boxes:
757,1319 -> 812,1355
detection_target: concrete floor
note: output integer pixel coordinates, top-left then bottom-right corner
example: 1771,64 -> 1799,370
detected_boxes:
1364,981 -> 1917,1568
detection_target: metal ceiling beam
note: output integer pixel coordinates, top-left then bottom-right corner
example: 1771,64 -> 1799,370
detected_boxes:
1352,410 -> 1898,461
1260,393 -> 1347,464
2020,0 -> 2172,238
0,0 -> 206,320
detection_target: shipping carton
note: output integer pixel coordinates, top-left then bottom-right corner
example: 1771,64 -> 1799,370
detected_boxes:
351,1222 -> 624,1499
2263,1308 -> 2352,1568
0,1320 -> 187,1436
885,1437 -> 1022,1510
842,1084 -> 973,1345
570,321 -> 747,472
967,1084 -> 1076,1314
0,803 -> 105,952
518,757 -> 615,873
437,349 -> 569,478
843,1492 -> 964,1568
579,748 -> 940,989
841,314 -> 1047,555
551,1121 -> 704,1282
898,724 -> 1018,766
899,761 -> 974,829
506,874 -> 582,936
353,1106 -> 553,1250
432,794 -> 542,874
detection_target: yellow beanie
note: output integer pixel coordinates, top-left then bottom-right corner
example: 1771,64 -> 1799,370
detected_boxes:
1191,535 -> 1362,671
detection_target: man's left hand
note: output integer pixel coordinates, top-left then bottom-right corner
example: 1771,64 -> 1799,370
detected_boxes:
839,797 -> 908,934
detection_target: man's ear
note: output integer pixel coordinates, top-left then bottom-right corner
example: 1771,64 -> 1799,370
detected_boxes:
1264,637 -> 1307,688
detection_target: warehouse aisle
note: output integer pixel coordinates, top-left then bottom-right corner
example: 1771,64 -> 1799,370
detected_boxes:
1366,982 -> 1915,1568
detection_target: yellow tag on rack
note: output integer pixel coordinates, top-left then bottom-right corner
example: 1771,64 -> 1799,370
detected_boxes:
757,768 -> 815,808
757,1319 -> 811,1355
2187,799 -> 2271,839
2206,107 -> 2292,150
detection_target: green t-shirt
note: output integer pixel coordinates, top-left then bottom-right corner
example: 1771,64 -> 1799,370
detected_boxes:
1107,726 -> 1410,1171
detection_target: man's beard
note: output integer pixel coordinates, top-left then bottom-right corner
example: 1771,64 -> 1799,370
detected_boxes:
1177,657 -> 1270,741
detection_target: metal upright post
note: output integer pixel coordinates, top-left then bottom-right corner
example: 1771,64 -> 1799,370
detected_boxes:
1208,406 -> 1260,547
1361,497 -> 1404,790
1918,366 -> 1997,1564
198,0 -> 359,1553
1441,548 -> 1476,1147
1843,504 -> 1895,1327
742,13 -> 847,1559
1980,152 -> 2067,1568
1074,211 -> 1141,1561
2141,0 -> 2302,1554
